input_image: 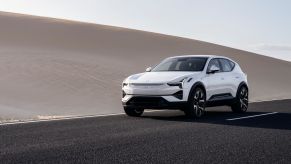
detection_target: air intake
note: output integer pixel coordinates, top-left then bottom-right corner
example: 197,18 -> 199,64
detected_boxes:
173,90 -> 183,100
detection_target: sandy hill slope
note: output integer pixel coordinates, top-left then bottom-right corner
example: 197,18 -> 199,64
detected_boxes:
0,12 -> 290,121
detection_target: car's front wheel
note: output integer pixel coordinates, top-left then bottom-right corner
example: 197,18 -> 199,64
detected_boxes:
231,85 -> 248,113
184,87 -> 206,118
124,107 -> 144,117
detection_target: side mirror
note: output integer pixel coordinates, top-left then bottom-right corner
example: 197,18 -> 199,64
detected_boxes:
207,65 -> 220,74
145,67 -> 152,72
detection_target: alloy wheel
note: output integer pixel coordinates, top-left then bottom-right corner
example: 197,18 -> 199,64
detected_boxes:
193,88 -> 206,117
239,87 -> 248,111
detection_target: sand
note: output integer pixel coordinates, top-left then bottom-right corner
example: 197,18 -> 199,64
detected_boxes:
0,11 -> 290,121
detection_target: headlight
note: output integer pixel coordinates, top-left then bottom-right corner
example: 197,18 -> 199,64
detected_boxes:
167,77 -> 189,89
167,81 -> 183,88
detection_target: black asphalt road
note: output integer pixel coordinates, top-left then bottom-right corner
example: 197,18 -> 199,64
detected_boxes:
1,100 -> 291,164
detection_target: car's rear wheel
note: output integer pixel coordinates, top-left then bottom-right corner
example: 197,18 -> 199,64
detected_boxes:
231,85 -> 248,113
184,87 -> 206,118
124,107 -> 144,117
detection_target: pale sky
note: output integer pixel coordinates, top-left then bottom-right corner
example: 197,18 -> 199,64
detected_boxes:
0,0 -> 291,61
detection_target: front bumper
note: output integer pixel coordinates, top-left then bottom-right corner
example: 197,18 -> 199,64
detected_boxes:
122,96 -> 188,109
122,83 -> 190,109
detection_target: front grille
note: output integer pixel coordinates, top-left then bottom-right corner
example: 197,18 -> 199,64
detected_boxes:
130,83 -> 164,86
126,97 -> 167,107
130,83 -> 164,89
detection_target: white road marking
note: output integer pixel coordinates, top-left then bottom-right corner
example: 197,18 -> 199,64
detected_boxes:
0,110 -> 280,126
145,110 -> 164,113
0,110 -> 164,126
250,98 -> 290,103
226,112 -> 278,121
0,113 -> 125,126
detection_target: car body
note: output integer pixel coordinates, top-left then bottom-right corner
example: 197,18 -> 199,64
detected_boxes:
122,55 -> 249,118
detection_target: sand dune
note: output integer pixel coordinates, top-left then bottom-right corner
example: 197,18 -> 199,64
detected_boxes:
0,11 -> 291,121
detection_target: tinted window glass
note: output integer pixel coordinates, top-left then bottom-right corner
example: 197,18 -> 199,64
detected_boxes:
229,60 -> 235,69
152,57 -> 208,72
219,59 -> 235,72
207,59 -> 221,72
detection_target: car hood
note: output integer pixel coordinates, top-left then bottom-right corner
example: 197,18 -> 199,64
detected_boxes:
126,72 -> 201,83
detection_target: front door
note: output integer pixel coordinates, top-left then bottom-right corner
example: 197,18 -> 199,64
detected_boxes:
203,58 -> 226,100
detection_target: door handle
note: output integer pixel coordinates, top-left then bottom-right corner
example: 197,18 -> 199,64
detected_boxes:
221,77 -> 224,80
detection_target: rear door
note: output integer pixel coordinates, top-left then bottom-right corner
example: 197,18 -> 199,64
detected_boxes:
218,58 -> 237,97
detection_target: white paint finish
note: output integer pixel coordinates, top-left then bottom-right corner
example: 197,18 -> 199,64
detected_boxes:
122,55 -> 247,102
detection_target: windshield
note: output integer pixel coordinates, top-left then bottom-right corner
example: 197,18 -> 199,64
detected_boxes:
151,57 -> 208,72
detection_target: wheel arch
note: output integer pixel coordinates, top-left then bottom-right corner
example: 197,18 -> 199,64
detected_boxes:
188,81 -> 206,101
236,81 -> 248,96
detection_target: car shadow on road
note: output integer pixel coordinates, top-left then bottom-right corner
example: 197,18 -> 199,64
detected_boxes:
142,111 -> 291,130
141,99 -> 291,131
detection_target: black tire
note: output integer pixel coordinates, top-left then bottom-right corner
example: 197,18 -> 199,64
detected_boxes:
124,107 -> 144,117
184,87 -> 206,118
231,85 -> 248,113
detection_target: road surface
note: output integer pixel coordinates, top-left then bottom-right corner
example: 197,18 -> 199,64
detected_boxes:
1,99 -> 291,163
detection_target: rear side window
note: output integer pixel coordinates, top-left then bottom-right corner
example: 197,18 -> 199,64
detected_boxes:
219,58 -> 235,72
229,60 -> 235,69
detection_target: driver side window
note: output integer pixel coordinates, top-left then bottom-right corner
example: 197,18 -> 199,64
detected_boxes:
207,59 -> 221,73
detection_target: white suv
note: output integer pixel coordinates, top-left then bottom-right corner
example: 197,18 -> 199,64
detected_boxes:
122,55 -> 248,118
